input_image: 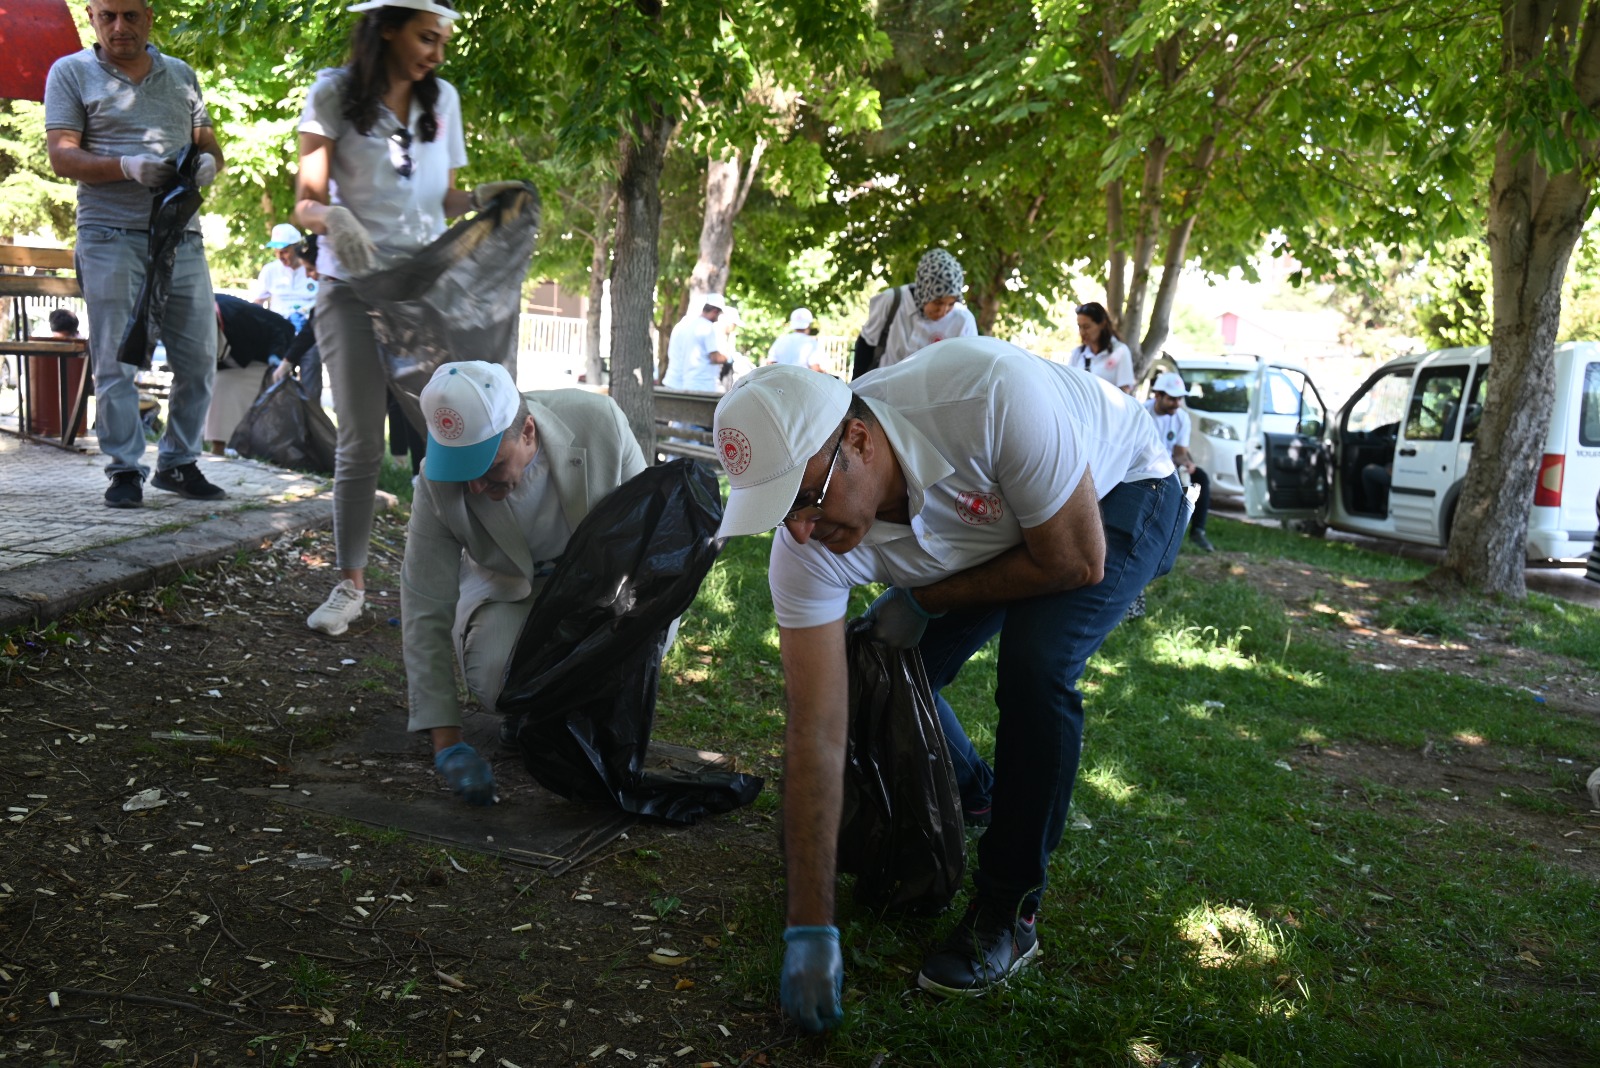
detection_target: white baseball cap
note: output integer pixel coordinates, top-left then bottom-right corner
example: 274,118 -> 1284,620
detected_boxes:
700,293 -> 727,312
1152,371 -> 1188,397
347,0 -> 460,19
267,223 -> 302,249
712,365 -> 853,538
419,361 -> 521,482
789,308 -> 814,330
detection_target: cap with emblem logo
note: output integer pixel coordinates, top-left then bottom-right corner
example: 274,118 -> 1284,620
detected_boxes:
418,361 -> 521,482
712,364 -> 853,538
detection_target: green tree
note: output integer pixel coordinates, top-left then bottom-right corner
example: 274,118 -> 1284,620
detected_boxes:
0,102 -> 75,242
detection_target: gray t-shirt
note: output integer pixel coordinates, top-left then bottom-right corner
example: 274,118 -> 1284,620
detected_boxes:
44,45 -> 212,231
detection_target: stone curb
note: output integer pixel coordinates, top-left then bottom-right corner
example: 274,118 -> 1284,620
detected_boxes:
0,497 -> 336,632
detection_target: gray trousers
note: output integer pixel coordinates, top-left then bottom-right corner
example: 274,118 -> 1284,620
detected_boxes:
314,278 -> 390,572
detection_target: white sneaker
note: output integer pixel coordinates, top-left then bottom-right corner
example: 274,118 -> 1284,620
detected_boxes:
307,579 -> 365,635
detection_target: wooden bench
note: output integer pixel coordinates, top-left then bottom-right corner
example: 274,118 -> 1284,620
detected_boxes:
0,245 -> 90,451
652,387 -> 721,465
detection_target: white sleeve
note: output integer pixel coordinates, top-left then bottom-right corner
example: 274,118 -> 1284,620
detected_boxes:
986,360 -> 1086,528
1112,340 -> 1135,388
1173,408 -> 1192,450
298,70 -> 347,140
768,531 -> 857,630
955,305 -> 979,337
254,266 -> 273,303
440,81 -> 468,169
857,288 -> 892,344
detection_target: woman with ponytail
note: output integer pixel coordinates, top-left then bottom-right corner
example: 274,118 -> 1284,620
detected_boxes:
293,0 -> 519,635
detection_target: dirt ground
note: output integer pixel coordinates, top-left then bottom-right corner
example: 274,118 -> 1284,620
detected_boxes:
1,528 -> 1597,1066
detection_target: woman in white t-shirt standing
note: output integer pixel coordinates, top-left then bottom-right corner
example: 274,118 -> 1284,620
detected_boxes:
1070,301 -> 1135,394
293,0 -> 519,635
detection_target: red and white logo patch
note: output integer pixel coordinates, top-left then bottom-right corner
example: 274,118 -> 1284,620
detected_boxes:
433,407 -> 465,440
718,428 -> 752,476
955,491 -> 1003,525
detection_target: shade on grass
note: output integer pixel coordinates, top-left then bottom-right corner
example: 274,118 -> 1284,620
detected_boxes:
653,517 -> 1600,1065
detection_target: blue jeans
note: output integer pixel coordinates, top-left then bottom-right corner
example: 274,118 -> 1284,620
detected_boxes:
918,473 -> 1186,913
75,227 -> 216,477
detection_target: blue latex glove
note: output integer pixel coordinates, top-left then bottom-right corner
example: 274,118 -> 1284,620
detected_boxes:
434,742 -> 496,806
781,925 -> 843,1033
859,586 -> 943,649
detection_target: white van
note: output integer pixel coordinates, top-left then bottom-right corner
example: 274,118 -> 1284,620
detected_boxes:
1241,343 -> 1600,560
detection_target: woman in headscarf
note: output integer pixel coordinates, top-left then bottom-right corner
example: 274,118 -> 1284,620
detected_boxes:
851,248 -> 978,378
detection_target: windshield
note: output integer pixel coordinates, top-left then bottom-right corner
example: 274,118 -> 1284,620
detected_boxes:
1181,368 -> 1252,414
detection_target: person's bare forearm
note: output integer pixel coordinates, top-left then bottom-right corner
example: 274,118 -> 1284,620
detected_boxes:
779,623 -> 850,926
47,144 -> 125,185
911,541 -> 1095,616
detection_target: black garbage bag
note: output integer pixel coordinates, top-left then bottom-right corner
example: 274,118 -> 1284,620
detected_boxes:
227,376 -> 337,475
347,184 -> 541,433
118,144 -> 204,369
497,460 -> 762,825
837,620 -> 965,915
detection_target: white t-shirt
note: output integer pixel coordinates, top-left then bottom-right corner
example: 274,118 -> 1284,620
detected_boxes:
857,285 -> 979,370
298,68 -> 468,280
255,260 -> 319,319
1070,339 -> 1135,390
768,330 -> 821,369
663,315 -> 722,391
1143,399 -> 1192,452
769,336 -> 1175,628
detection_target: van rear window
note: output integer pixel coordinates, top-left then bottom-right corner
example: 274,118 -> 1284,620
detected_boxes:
1584,362 -> 1600,447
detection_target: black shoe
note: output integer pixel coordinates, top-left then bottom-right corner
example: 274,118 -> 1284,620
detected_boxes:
962,804 -> 992,829
104,471 -> 144,509
916,899 -> 1039,998
1189,529 -> 1216,553
151,462 -> 226,501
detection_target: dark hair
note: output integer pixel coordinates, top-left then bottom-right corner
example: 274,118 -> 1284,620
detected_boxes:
1075,301 -> 1120,354
49,308 -> 79,335
342,2 -> 454,140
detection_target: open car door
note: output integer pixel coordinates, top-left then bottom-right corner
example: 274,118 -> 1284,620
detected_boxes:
1243,359 -> 1330,519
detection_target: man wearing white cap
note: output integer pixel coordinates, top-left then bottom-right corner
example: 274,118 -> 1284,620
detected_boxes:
1146,371 -> 1214,552
401,361 -> 645,805
253,223 -> 319,328
661,294 -> 727,391
767,308 -> 824,372
712,338 -> 1186,1026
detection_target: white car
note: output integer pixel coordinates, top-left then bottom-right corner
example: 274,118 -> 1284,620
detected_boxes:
1242,343 -> 1600,559
1146,354 -> 1319,497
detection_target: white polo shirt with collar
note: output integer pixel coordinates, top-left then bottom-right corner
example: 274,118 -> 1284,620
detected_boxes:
769,336 -> 1174,628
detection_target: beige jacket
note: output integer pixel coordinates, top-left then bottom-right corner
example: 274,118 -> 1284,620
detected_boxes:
401,389 -> 647,731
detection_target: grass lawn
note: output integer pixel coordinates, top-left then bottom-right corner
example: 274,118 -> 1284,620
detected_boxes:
656,516 -> 1600,1066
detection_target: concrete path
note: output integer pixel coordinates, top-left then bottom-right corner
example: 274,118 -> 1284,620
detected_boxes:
0,429 -> 335,630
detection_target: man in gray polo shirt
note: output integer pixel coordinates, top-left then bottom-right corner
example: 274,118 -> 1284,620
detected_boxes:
45,0 -> 226,508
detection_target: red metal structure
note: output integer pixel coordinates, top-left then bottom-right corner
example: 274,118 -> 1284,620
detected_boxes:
0,0 -> 83,102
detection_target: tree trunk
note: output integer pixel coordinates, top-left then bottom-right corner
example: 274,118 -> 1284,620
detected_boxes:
688,141 -> 764,300
585,180 -> 616,388
1105,179 -> 1126,318
609,109 -> 677,456
1138,212 -> 1198,377
1118,138 -> 1169,365
1437,0 -> 1600,596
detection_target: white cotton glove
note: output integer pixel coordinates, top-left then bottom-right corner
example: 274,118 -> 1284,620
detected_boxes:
193,153 -> 218,188
470,180 -> 526,211
323,206 -> 378,277
120,154 -> 175,187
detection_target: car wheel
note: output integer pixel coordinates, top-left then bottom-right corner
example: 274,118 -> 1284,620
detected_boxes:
1283,518 -> 1329,538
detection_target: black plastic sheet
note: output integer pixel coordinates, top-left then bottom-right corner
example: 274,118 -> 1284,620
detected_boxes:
118,144 -> 204,369
497,460 -> 762,824
226,376 -> 337,475
347,184 -> 541,432
837,620 -> 966,915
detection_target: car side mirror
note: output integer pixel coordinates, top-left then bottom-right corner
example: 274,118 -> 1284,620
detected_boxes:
1299,418 -> 1323,438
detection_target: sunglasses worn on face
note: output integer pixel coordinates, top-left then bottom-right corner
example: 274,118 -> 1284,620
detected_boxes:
784,425 -> 847,524
390,127 -> 414,179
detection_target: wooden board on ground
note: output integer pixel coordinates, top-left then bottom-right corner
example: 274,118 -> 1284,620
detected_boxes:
241,704 -> 742,875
